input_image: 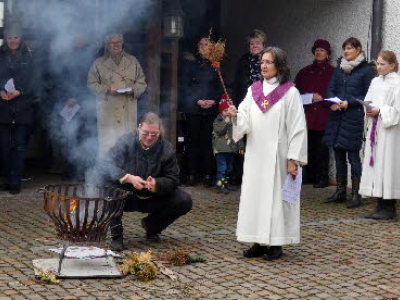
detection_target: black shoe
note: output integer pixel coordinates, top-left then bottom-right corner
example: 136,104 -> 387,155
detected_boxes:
372,200 -> 397,220
0,183 -> 10,191
243,243 -> 268,258
365,199 -> 383,219
203,175 -> 213,187
222,178 -> 237,191
263,246 -> 283,261
141,219 -> 161,242
9,185 -> 21,195
110,236 -> 124,251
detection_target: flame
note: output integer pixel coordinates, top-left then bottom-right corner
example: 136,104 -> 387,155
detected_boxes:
70,199 -> 78,211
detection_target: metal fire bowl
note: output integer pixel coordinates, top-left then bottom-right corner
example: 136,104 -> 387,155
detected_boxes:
43,184 -> 127,243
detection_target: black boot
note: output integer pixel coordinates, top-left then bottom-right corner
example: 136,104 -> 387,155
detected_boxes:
365,199 -> 383,219
313,174 -> 329,188
347,176 -> 362,208
243,243 -> 269,258
372,200 -> 397,220
110,236 -> 124,251
187,174 -> 196,186
325,174 -> 347,203
203,175 -> 213,187
109,215 -> 124,251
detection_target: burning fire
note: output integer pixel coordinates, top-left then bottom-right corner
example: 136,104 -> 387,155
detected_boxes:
70,199 -> 79,211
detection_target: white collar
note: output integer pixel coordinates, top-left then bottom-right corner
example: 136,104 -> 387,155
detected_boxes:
266,77 -> 278,84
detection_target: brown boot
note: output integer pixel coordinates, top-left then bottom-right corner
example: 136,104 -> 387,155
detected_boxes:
347,176 -> 362,208
325,174 -> 347,203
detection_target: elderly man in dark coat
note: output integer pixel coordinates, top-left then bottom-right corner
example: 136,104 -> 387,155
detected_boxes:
99,112 -> 193,251
295,39 -> 334,188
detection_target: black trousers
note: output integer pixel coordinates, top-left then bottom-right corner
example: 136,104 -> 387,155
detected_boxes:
110,189 -> 193,238
186,113 -> 215,176
306,130 -> 329,180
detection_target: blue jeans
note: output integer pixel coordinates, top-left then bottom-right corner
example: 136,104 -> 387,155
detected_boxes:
0,124 -> 30,186
334,148 -> 362,177
215,153 -> 235,179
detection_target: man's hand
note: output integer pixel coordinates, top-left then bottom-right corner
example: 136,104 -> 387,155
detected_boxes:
0,90 -> 10,100
146,176 -> 156,191
67,98 -> 77,106
367,107 -> 380,117
123,175 -> 147,190
239,149 -> 244,155
287,159 -> 298,179
313,93 -> 323,103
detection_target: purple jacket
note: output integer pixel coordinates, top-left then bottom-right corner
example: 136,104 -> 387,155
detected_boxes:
295,60 -> 334,131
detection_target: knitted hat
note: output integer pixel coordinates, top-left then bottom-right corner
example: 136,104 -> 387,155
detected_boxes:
4,23 -> 22,38
312,39 -> 331,55
218,94 -> 230,113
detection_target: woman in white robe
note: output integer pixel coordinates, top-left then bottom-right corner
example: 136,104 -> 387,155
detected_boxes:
360,50 -> 400,220
230,47 -> 307,261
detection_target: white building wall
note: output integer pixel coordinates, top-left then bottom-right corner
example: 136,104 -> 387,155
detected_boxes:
382,0 -> 400,53
221,0 -> 373,83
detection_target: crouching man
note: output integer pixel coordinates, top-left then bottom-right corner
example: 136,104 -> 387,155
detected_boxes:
100,112 -> 193,251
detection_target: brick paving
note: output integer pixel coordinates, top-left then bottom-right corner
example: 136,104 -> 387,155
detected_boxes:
1,173 -> 400,299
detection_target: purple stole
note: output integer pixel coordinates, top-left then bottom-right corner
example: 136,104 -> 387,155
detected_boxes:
251,80 -> 295,113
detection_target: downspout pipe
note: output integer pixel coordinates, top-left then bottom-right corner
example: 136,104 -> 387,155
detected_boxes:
371,0 -> 383,59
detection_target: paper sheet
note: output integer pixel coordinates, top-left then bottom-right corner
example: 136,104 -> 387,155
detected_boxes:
281,167 -> 302,205
356,99 -> 375,110
117,87 -> 132,94
324,97 -> 342,104
4,78 -> 15,92
49,246 -> 121,260
301,93 -> 313,105
59,103 -> 81,122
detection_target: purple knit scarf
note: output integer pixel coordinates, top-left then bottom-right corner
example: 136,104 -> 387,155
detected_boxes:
369,115 -> 379,166
251,80 -> 295,113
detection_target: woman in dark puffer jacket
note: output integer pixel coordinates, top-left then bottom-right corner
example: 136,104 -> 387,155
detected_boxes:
0,24 -> 36,194
323,37 -> 376,208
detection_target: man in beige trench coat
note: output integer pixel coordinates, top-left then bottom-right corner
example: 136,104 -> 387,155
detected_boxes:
88,33 -> 147,156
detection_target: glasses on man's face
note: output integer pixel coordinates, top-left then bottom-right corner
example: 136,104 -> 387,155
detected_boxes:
139,129 -> 160,138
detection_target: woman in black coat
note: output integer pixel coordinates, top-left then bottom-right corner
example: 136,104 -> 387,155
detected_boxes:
323,37 -> 376,208
0,25 -> 36,194
178,36 -> 222,186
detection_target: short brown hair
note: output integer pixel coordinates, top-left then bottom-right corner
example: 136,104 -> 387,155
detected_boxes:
342,37 -> 362,50
378,50 -> 399,72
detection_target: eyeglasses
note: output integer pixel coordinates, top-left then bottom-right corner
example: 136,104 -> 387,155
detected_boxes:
261,60 -> 275,65
139,129 -> 160,137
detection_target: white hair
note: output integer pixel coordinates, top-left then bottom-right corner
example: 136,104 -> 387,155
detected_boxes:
104,33 -> 123,44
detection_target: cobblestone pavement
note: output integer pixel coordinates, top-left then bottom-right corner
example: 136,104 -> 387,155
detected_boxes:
1,173 -> 400,300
